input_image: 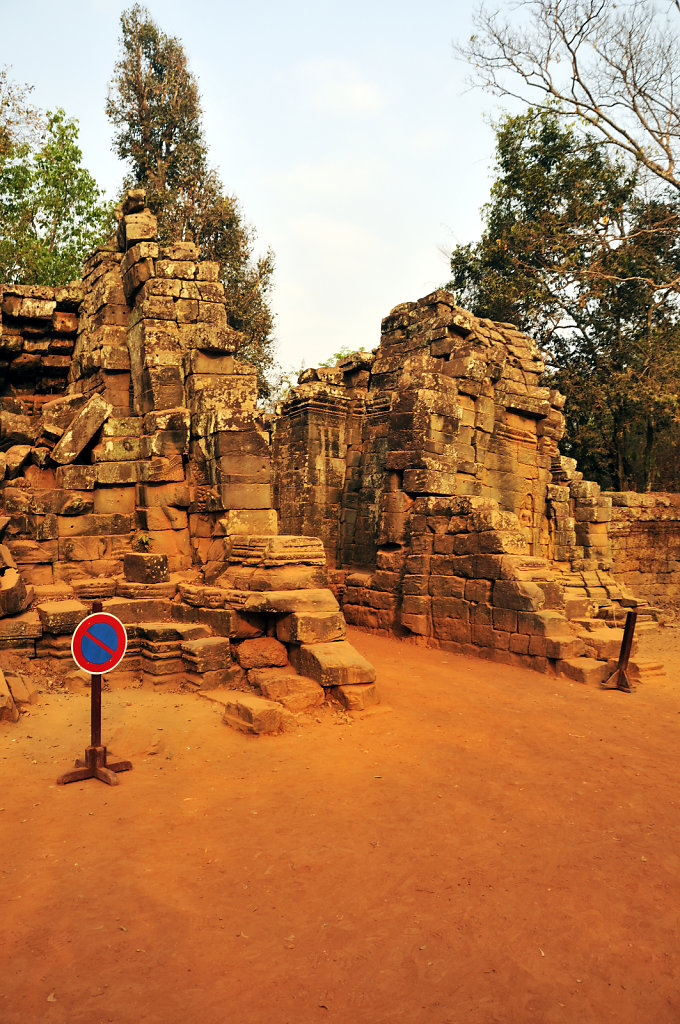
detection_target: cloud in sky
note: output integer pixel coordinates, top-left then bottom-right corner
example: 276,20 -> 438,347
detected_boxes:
295,58 -> 386,117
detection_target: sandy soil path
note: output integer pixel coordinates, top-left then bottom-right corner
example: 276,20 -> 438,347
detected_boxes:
2,625 -> 679,1024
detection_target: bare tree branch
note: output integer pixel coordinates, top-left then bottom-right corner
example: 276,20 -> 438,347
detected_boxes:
458,0 -> 680,191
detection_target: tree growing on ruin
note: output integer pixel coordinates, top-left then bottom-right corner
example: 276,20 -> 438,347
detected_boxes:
448,108 -> 680,491
459,0 -> 680,194
0,85 -> 114,287
106,4 -> 276,395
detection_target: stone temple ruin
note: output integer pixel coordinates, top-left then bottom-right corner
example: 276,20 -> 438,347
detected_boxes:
1,189 -> 678,725
0,190 -> 376,728
273,294 -> 678,679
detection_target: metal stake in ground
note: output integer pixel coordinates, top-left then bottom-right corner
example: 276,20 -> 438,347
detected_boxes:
601,609 -> 638,693
57,600 -> 133,786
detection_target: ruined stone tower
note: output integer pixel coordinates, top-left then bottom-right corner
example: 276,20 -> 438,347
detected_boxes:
0,190 -> 376,725
273,291 -> 670,683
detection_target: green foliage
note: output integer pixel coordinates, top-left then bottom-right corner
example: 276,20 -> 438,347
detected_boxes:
448,108 -> 680,491
107,5 -> 276,395
0,90 -> 113,286
317,345 -> 363,367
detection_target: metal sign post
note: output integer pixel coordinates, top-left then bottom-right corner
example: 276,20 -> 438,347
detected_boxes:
57,600 -> 133,786
601,609 -> 638,693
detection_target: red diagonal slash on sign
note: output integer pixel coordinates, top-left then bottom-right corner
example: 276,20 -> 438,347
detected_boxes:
83,629 -> 115,656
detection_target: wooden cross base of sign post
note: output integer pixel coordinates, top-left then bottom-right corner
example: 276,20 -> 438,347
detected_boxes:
601,609 -> 638,693
56,601 -> 133,787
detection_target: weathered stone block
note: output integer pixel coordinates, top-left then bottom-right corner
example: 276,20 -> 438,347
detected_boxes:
36,600 -> 87,634
222,692 -> 283,734
330,683 -> 379,711
290,641 -> 376,686
276,611 -> 346,644
123,552 -> 169,584
51,394 -> 112,465
235,636 -> 288,669
181,636 -> 231,671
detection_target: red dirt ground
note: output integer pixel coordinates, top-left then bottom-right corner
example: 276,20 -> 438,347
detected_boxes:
2,624 -> 680,1024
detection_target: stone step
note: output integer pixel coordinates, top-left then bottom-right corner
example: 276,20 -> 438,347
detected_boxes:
248,667 -> 325,712
71,577 -> 118,600
290,640 -> 376,687
629,659 -> 667,683
219,691 -> 288,734
36,599 -> 88,635
556,657 -> 611,686
577,628 -> 628,661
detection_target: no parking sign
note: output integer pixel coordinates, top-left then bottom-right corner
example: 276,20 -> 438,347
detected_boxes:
71,612 -> 128,675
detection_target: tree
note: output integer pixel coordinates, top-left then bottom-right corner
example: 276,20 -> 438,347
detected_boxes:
106,4 -> 276,394
0,93 -> 114,286
459,0 -> 680,194
448,108 -> 680,491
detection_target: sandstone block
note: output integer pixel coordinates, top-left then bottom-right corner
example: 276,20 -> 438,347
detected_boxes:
557,657 -> 610,685
124,552 -> 169,584
276,611 -> 346,644
36,600 -> 88,634
186,665 -> 245,690
222,692 -> 283,734
54,465 -> 96,490
242,589 -> 339,614
220,509 -> 278,536
494,581 -> 546,611
0,569 -> 33,617
517,610 -> 570,637
181,636 -> 231,671
0,670 -> 20,722
235,637 -> 288,669
290,641 -> 376,686
50,393 -> 111,464
330,682 -> 379,711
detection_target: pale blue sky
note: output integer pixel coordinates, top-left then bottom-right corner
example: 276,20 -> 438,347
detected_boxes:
2,0 -> 503,373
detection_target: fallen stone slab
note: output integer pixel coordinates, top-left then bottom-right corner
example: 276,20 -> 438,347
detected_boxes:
51,393 -> 112,465
70,578 -> 118,600
36,599 -> 88,634
139,621 -> 210,642
0,669 -> 20,722
290,641 -> 376,687
5,672 -> 38,705
0,568 -> 34,617
221,691 -> 285,734
249,670 -> 325,712
331,683 -> 379,711
117,581 -> 178,600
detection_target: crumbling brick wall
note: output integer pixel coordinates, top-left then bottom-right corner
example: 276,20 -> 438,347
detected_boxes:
273,291 -> 662,679
606,492 -> 680,608
0,189 -> 378,721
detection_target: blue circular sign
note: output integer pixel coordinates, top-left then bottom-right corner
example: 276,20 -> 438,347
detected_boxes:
72,613 -> 128,674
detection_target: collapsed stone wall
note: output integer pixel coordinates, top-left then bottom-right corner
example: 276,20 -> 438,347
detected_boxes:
606,493 -> 680,609
0,190 -> 377,726
273,291 -> 664,683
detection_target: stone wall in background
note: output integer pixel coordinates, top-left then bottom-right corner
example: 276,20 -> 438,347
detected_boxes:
606,493 -> 680,609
